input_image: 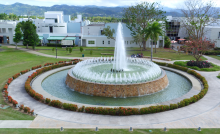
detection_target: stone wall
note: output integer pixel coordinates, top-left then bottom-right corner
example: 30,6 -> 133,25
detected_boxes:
65,69 -> 169,98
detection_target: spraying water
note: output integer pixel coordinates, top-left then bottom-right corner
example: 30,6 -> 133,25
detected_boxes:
113,22 -> 127,71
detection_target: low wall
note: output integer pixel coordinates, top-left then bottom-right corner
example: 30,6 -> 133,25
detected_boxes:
65,69 -> 169,98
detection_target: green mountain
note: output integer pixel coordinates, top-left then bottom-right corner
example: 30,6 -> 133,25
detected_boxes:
0,2 -> 183,17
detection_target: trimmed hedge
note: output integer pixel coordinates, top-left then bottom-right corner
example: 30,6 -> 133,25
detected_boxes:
19,60 -> 209,116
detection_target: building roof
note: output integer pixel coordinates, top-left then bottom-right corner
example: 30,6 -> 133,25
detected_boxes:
47,36 -> 76,40
47,36 -> 66,40
65,37 -> 76,40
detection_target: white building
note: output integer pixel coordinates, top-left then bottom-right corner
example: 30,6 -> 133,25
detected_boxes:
81,23 -> 164,48
0,20 -> 17,44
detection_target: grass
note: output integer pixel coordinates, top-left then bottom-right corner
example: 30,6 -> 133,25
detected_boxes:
17,46 -> 207,61
1,128 -> 220,134
174,61 -> 220,71
0,46 -> 67,120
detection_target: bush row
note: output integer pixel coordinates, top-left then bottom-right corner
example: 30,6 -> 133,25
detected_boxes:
32,65 -> 42,70
44,63 -> 54,67
22,60 -> 209,116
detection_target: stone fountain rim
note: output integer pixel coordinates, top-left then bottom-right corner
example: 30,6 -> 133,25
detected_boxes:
31,65 -> 202,108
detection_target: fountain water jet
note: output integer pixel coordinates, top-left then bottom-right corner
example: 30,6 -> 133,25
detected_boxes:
113,22 -> 127,71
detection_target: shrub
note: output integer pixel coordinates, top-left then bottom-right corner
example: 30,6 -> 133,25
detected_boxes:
50,100 -> 62,108
45,98 -> 51,104
24,107 -> 31,113
80,46 -> 83,52
187,60 -> 211,68
3,84 -> 8,90
12,100 -> 18,106
7,78 -> 13,85
20,104 -> 24,110
21,69 -> 29,74
170,104 -> 178,110
8,96 -> 12,103
34,93 -> 44,101
30,109 -> 34,115
12,73 -> 20,79
63,103 -> 78,111
32,65 -> 42,70
90,50 -> 93,55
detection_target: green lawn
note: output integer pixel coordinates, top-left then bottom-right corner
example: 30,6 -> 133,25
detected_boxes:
1,128 -> 220,134
0,46 -> 67,120
17,46 -> 207,61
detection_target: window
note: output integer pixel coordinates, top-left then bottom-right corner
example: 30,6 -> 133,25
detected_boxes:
79,37 -> 81,39
49,26 -> 53,33
127,41 -> 128,44
88,41 -> 95,44
38,26 -> 39,28
130,41 -> 132,44
59,26 -> 65,27
38,30 -> 40,32
108,41 -> 110,44
55,19 -> 57,23
103,41 -> 104,44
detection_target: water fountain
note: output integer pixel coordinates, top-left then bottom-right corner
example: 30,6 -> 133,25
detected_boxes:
65,22 -> 169,98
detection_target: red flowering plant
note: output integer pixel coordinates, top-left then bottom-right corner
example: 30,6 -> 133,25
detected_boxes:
21,69 -> 29,74
20,104 -> 24,110
8,96 -> 12,103
24,106 -> 31,113
182,37 -> 215,63
12,99 -> 18,106
12,73 -> 20,79
7,78 -> 13,85
3,84 -> 8,90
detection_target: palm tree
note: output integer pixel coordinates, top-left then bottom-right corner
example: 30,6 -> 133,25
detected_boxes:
144,21 -> 163,61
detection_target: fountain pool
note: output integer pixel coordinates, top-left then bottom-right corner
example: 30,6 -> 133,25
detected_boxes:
42,69 -> 192,106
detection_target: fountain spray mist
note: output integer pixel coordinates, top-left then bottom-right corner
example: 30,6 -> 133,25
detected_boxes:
113,22 -> 127,71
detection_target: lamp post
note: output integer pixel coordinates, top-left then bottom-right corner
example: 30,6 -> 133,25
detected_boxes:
56,40 -> 57,59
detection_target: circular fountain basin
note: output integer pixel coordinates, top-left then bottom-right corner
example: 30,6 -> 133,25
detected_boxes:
66,68 -> 168,98
41,68 -> 192,106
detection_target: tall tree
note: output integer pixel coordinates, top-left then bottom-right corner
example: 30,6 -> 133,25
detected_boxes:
144,21 -> 163,61
23,20 -> 39,49
13,24 -> 23,49
123,2 -> 165,50
180,0 -> 219,39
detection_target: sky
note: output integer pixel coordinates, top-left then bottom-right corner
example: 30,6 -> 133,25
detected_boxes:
1,0 -> 220,8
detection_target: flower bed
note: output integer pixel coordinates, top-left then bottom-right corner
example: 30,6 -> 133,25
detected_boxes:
32,65 -> 42,70
44,63 -> 54,67
21,60 -> 208,116
21,69 -> 29,74
173,61 -> 220,71
12,73 -> 20,79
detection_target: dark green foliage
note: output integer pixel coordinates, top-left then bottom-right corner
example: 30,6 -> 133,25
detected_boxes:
164,36 -> 171,48
13,24 -> 23,49
102,26 -> 115,40
22,20 -> 40,50
80,46 -> 83,52
69,48 -> 72,54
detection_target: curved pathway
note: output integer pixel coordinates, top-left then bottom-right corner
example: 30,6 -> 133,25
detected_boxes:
6,56 -> 220,128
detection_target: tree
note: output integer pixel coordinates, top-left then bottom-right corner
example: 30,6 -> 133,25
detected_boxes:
183,37 -> 215,62
80,46 -> 83,53
69,48 -> 72,54
102,26 -> 115,40
144,21 -> 163,61
13,24 -> 22,49
23,20 -> 39,49
123,2 -> 165,50
164,36 -> 171,48
180,0 -> 220,39
132,33 -> 143,52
